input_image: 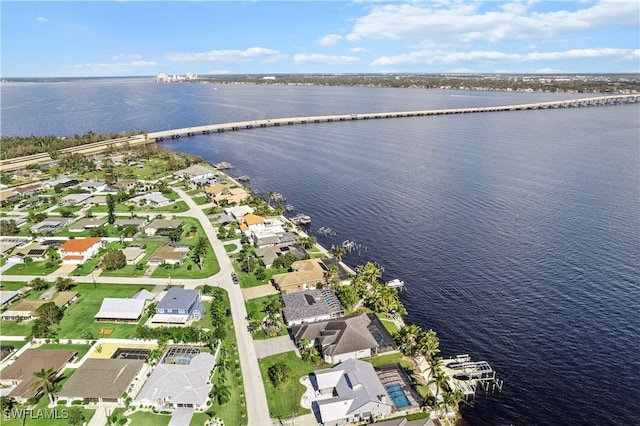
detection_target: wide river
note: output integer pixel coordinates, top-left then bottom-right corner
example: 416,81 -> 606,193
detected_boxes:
2,78 -> 639,425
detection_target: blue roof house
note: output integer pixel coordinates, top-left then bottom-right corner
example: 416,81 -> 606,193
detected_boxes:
151,288 -> 205,325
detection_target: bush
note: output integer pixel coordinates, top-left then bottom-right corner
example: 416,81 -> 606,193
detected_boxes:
71,400 -> 84,405
57,399 -> 67,405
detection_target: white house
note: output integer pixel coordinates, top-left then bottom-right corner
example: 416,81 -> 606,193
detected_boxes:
58,237 -> 103,264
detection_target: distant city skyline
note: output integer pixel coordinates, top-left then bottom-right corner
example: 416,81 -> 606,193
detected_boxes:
1,1 -> 639,77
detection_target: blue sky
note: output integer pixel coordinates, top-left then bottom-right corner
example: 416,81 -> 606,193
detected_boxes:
1,1 -> 639,77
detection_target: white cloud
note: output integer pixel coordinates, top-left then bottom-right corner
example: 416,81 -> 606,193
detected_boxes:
318,34 -> 343,46
71,60 -> 158,75
348,47 -> 370,53
347,1 -> 639,45
166,47 -> 281,63
371,48 -> 639,67
294,54 -> 360,64
112,53 -> 144,60
37,16 -> 48,22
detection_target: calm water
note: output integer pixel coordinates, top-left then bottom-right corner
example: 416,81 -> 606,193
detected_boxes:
2,79 -> 639,425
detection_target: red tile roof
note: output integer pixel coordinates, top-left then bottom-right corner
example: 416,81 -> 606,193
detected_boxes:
59,237 -> 102,253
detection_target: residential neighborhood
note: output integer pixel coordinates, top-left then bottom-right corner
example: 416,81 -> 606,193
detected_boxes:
0,144 -> 462,426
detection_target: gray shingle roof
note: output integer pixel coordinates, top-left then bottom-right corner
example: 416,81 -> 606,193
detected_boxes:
59,358 -> 144,399
157,288 -> 199,311
282,289 -> 344,325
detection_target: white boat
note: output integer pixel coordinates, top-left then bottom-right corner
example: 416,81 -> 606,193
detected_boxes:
385,279 -> 405,289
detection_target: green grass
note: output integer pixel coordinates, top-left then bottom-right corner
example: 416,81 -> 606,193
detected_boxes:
138,200 -> 189,213
51,205 -> 83,213
0,318 -> 32,336
377,313 -> 399,335
4,260 -> 61,276
259,351 -> 319,418
245,294 -> 282,323
33,343 -> 92,360
189,412 -> 211,426
191,301 -> 212,329
0,281 -> 28,291
0,338 -> 29,352
224,243 -> 238,253
192,196 -> 209,205
52,283 -> 155,339
125,410 -> 171,426
100,241 -> 164,277
238,267 -> 287,289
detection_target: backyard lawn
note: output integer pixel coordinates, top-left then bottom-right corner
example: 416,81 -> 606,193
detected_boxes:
237,267 -> 288,289
0,281 -> 28,291
33,343 -> 93,361
259,351 -> 318,419
52,283 -> 155,339
4,260 -> 61,276
99,241 -> 164,278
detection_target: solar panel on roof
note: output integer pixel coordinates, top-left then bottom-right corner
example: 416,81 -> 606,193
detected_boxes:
27,249 -> 46,256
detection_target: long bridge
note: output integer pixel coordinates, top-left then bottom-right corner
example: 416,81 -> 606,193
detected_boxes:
1,94 -> 637,172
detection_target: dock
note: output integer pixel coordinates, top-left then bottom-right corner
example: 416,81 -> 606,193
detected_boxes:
385,279 -> 405,290
290,214 -> 311,225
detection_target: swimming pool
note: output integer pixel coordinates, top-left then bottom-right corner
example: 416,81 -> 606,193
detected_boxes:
385,383 -> 411,408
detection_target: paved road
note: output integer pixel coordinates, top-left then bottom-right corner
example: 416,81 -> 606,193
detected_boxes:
1,186 -> 273,425
174,187 -> 271,425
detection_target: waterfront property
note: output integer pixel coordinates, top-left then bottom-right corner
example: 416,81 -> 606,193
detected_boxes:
150,288 -> 204,325
135,351 -> 215,410
272,257 -> 349,293
311,358 -> 394,425
59,358 -> 145,403
0,349 -> 76,403
282,288 -> 344,326
291,313 -> 395,364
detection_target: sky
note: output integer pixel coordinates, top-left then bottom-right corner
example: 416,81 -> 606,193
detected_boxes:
1,1 -> 639,77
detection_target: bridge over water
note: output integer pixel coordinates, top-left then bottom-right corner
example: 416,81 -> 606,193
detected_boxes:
1,94 -> 637,172
149,94 -> 638,141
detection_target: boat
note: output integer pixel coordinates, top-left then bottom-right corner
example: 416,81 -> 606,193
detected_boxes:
237,175 -> 250,182
385,279 -> 405,290
285,204 -> 295,212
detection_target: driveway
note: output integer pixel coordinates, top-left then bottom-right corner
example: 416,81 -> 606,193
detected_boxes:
254,335 -> 297,360
49,263 -> 77,277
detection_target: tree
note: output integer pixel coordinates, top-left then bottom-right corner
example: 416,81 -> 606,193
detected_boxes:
35,302 -> 63,326
395,324 -> 423,358
333,284 -> 358,310
31,368 -> 57,405
356,262 -> 382,285
106,194 -> 116,224
298,236 -> 317,250
331,246 -> 346,262
0,396 -> 15,413
100,249 -> 126,271
29,277 -> 49,291
191,236 -> 207,270
254,266 -> 266,281
210,382 -> 231,405
168,228 -> 182,243
267,362 -> 292,389
68,407 -> 85,426
55,277 -> 75,292
0,219 -> 19,236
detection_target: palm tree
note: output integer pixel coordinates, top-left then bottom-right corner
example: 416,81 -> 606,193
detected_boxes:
331,246 -> 346,262
395,324 -> 422,357
418,329 -> 440,362
210,382 -> 231,405
31,368 -> 56,405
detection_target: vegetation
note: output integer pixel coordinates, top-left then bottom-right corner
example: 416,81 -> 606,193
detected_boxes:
100,249 -> 126,270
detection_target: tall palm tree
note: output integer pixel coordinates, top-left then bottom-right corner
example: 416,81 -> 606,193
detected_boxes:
210,382 -> 231,405
395,324 -> 422,357
31,368 -> 56,405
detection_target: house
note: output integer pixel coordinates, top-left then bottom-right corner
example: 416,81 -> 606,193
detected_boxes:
110,179 -> 137,192
58,237 -> 103,264
147,244 -> 190,265
0,349 -> 77,403
311,358 -> 393,425
291,313 -> 395,364
151,288 -> 204,325
30,217 -> 74,234
114,218 -> 147,229
144,219 -> 183,236
68,218 -> 107,232
0,237 -> 31,255
0,290 -> 20,308
272,258 -> 328,293
173,164 -> 216,180
94,298 -> 146,322
133,289 -> 155,301
1,292 -> 78,321
12,183 -> 43,198
238,214 -> 265,234
213,187 -> 248,205
135,352 -> 214,410
129,192 -> 171,207
282,289 -> 345,326
0,217 -> 27,228
60,193 -> 93,206
81,180 -> 107,192
7,242 -> 49,263
122,246 -> 145,264
85,195 -> 107,205
59,358 -> 145,403
224,205 -> 254,220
